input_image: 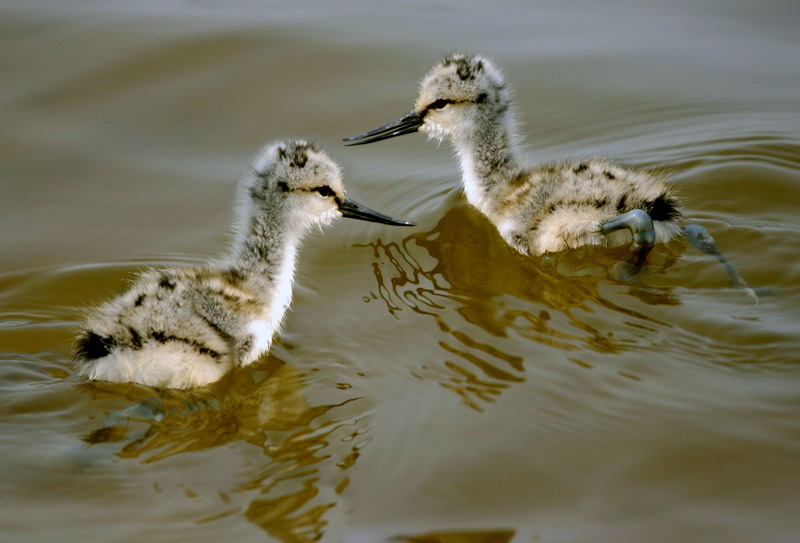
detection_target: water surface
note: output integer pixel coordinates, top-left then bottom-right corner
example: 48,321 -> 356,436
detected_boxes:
1,1 -> 799,542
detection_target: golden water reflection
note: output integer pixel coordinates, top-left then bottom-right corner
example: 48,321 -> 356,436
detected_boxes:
359,203 -> 681,410
81,354 -> 365,543
394,529 -> 516,543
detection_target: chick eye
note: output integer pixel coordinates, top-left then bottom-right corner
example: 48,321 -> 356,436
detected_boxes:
428,98 -> 455,110
314,185 -> 335,198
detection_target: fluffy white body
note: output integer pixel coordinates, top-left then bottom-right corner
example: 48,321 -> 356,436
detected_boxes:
75,140 -> 412,389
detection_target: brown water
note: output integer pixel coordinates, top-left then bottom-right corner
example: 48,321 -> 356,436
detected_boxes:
2,1 -> 799,542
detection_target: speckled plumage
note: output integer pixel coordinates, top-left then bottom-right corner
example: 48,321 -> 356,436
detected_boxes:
486,158 -> 682,255
346,54 -> 684,256
75,140 -> 412,389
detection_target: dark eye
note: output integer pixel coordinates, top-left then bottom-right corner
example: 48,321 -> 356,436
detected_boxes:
314,185 -> 335,198
428,98 -> 455,110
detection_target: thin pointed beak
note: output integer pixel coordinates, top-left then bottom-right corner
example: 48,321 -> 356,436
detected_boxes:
343,110 -> 423,146
338,197 -> 415,226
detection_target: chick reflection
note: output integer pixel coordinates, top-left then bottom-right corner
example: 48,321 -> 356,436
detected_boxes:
81,352 -> 366,543
359,203 -> 680,410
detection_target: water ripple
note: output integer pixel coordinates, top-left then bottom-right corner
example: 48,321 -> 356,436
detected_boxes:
356,202 -> 684,411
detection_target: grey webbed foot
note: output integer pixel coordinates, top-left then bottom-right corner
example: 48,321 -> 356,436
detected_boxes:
682,224 -> 720,256
103,397 -> 165,426
600,209 -> 656,277
682,224 -> 774,301
83,397 -> 165,446
682,224 -> 745,287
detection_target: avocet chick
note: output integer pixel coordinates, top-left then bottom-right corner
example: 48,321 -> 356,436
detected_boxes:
75,140 -> 414,389
344,54 -> 747,286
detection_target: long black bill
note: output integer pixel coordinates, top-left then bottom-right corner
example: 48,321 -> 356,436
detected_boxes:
338,197 -> 415,226
342,111 -> 423,146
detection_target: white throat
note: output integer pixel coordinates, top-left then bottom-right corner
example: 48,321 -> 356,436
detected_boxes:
453,140 -> 492,214
448,112 -> 521,217
268,238 -> 298,324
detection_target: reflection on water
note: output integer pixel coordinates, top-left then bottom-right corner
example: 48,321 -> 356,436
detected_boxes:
359,202 -> 685,410
81,354 -> 365,543
2,2 -> 799,541
393,529 -> 515,543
